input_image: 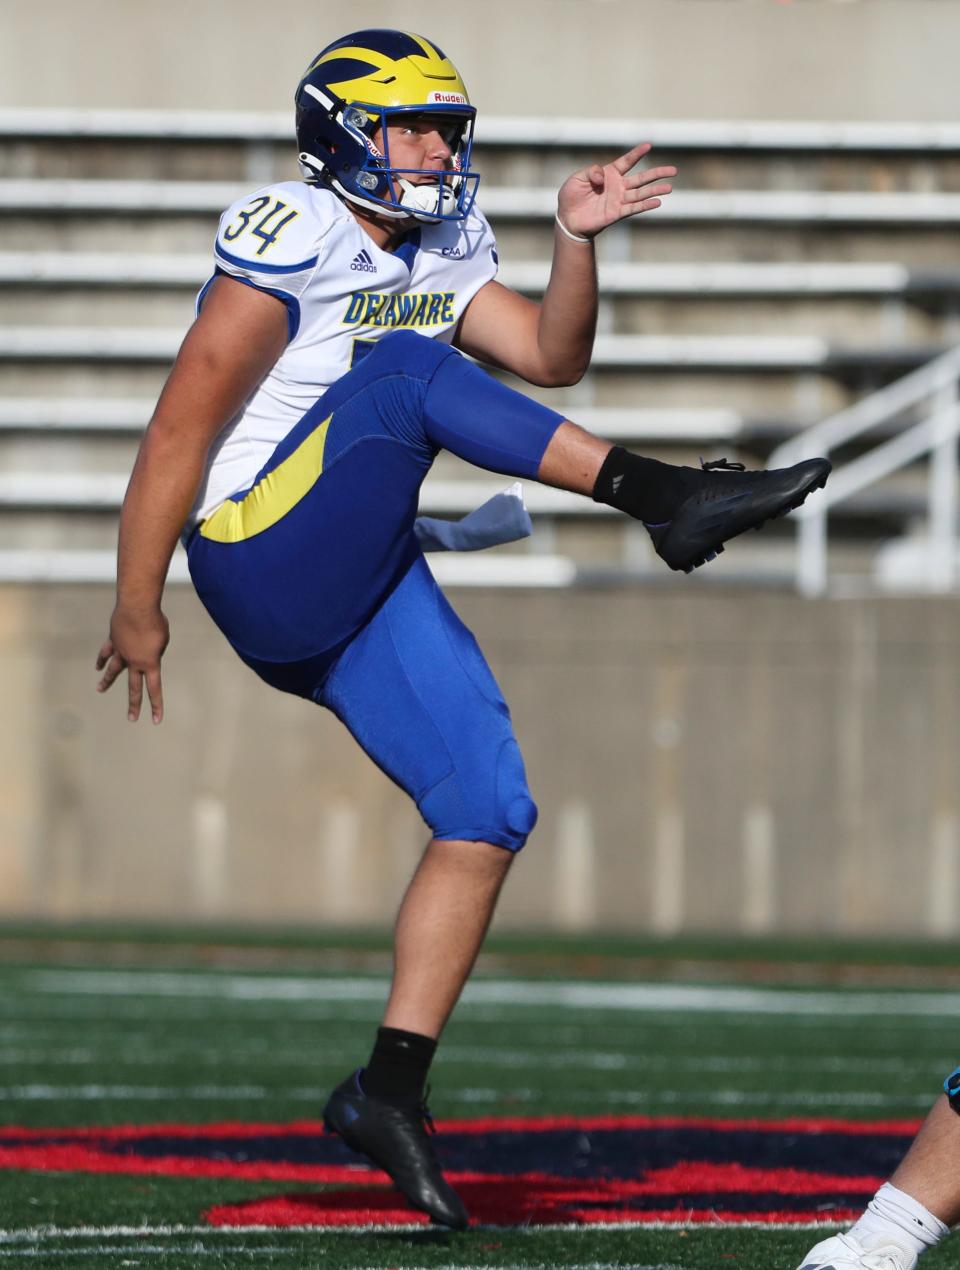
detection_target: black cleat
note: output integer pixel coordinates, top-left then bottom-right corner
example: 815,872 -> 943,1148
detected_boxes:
646,456 -> 831,573
323,1070 -> 468,1230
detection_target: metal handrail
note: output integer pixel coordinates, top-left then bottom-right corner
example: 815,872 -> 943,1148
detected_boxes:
769,344 -> 960,470
769,347 -> 960,595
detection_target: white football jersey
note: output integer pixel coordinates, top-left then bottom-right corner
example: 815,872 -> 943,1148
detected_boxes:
188,181 -> 499,527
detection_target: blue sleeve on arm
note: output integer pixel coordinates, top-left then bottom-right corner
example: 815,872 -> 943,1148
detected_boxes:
422,353 -> 565,479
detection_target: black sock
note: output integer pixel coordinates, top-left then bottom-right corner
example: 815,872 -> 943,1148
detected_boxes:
360,1026 -> 437,1103
592,447 -> 698,524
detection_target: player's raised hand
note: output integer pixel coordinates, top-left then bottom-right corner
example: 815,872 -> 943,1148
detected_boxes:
556,142 -> 676,240
96,605 -> 170,724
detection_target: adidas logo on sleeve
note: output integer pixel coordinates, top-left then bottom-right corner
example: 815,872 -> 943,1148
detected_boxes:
350,249 -> 377,273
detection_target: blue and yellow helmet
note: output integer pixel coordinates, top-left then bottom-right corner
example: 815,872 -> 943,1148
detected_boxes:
295,29 -> 480,223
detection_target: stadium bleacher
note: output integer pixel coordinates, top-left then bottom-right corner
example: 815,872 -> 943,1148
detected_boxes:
2,108 -> 959,590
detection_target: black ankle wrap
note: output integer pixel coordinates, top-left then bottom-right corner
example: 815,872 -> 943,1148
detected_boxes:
592,446 -> 691,525
362,1026 -> 437,1103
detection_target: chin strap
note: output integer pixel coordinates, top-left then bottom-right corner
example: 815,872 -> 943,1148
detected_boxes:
302,161 -> 461,224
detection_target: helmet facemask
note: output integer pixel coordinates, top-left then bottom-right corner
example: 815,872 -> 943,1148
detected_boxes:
298,88 -> 479,224
371,106 -> 478,223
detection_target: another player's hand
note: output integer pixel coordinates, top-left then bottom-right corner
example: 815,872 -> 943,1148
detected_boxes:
96,604 -> 170,724
556,142 -> 676,240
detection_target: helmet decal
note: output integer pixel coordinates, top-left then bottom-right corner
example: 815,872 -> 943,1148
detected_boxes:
317,29 -> 450,65
308,57 -> 381,87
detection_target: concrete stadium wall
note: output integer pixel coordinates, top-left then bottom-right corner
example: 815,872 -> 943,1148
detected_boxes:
3,0 -> 960,121
1,582 -> 957,938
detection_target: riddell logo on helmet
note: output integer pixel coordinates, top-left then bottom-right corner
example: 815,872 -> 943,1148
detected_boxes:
428,92 -> 467,105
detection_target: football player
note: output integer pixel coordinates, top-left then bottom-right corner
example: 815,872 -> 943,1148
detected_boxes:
795,1080 -> 960,1270
96,29 -> 829,1229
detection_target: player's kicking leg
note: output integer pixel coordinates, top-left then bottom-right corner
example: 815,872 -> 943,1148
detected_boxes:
793,1086 -> 960,1270
540,421 -> 830,574
413,337 -> 831,575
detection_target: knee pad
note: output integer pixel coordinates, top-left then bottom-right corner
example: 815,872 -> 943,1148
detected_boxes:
419,736 -> 538,853
944,1066 -> 960,1114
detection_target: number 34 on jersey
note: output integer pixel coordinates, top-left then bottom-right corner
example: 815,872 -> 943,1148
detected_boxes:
223,196 -> 300,257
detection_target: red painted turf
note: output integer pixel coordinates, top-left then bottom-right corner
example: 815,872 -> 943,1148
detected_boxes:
0,1114 -> 916,1229
204,1180 -> 865,1230
0,1113 -> 923,1139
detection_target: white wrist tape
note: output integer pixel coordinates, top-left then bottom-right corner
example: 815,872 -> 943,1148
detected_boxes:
554,212 -> 592,244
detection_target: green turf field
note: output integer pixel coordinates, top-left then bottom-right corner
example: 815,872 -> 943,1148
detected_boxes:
0,926 -> 958,1269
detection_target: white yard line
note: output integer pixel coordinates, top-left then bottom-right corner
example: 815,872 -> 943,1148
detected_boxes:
446,1088 -> 934,1108
0,1256 -> 685,1268
0,1002 -> 379,1022
461,1009 -> 950,1031
0,1248 -> 293,1260
1,1002 -> 941,1037
0,1083 -> 275,1100
0,1219 -> 850,1241
0,1254 -> 685,1269
0,1045 -> 944,1076
0,1083 -> 933,1108
21,970 -> 960,1018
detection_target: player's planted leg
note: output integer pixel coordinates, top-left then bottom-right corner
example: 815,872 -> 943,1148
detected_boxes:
324,839 -> 513,1230
793,1093 -> 960,1270
323,1069 -> 467,1229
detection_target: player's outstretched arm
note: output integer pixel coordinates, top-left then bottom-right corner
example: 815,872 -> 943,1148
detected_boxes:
96,277 -> 288,723
457,143 -> 675,386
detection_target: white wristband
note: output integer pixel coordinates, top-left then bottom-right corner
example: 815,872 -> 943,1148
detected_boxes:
555,212 -> 592,244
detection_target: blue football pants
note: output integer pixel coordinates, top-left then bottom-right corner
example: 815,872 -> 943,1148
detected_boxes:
187,331 -> 564,851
